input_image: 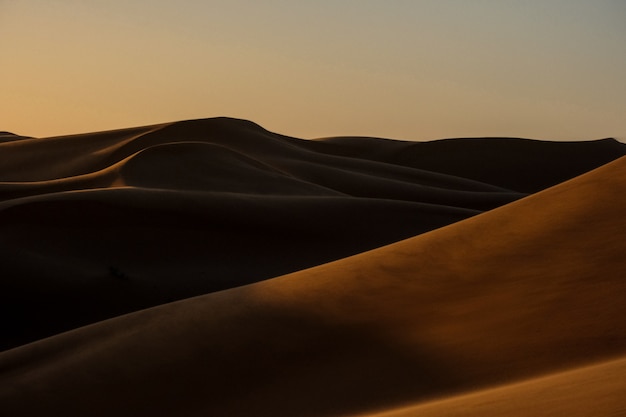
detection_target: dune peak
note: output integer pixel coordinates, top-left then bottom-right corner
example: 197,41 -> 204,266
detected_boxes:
1,118 -> 625,416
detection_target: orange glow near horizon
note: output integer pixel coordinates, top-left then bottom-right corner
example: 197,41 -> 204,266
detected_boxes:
1,1 -> 625,141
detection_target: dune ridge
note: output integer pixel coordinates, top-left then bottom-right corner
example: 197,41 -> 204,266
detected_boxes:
6,118 -> 622,349
311,135 -> 625,192
1,118 -> 625,416
0,132 -> 33,143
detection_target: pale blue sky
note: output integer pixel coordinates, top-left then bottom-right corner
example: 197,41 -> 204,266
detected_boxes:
1,1 -> 625,140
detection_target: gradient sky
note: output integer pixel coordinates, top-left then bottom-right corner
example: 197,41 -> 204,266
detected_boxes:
2,1 -> 625,140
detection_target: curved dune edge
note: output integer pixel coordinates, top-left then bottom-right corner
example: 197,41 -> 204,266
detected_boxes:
311,135 -> 626,193
6,118 -> 624,349
356,355 -> 626,417
1,147 -> 625,415
1,118 -> 529,349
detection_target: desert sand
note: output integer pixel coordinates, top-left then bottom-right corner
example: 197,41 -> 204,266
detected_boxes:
1,117 -> 625,416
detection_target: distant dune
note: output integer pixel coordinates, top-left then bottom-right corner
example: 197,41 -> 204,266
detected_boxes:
1,118 -> 625,416
0,131 -> 32,143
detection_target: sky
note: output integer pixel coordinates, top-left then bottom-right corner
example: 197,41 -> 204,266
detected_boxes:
1,0 -> 625,141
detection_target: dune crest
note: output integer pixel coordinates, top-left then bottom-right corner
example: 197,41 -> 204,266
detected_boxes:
0,131 -> 32,143
1,119 -> 625,416
2,119 -> 623,350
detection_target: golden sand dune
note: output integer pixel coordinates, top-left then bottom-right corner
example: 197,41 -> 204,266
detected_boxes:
3,117 -> 596,349
359,355 -> 626,417
1,118 -> 625,415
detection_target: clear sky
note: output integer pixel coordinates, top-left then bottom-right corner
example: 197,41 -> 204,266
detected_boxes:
2,1 -> 625,140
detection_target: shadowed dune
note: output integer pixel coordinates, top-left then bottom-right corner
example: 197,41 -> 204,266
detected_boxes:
1,119 -> 626,415
5,118 -> 623,348
310,135 -> 625,192
0,192 -> 474,349
0,132 -> 32,143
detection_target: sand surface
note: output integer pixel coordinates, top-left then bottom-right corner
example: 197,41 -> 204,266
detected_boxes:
1,117 -> 625,416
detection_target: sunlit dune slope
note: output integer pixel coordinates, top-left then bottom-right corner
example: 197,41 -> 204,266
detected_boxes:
358,355 -> 626,417
0,118 -> 521,349
1,117 -> 618,351
2,151 -> 625,416
1,118 -> 623,350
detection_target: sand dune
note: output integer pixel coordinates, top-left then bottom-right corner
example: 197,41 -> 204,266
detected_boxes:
1,118 -> 625,416
0,132 -> 32,143
312,135 -> 625,192
359,355 -> 626,417
3,117 -> 600,349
